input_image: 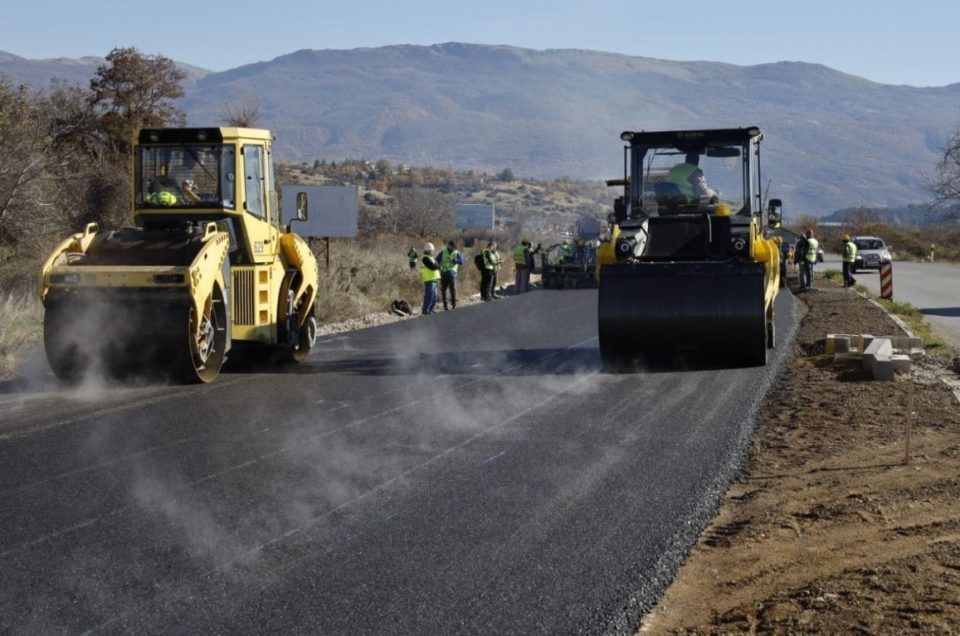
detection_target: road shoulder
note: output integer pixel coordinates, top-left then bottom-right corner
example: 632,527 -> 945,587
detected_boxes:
642,276 -> 960,633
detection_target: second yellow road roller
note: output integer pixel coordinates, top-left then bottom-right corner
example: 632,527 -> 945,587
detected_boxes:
596,127 -> 781,368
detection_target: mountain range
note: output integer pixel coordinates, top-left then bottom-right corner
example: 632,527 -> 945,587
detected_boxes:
3,44 -> 960,216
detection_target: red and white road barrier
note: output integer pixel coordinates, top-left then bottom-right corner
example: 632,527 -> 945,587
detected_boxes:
880,263 -> 893,300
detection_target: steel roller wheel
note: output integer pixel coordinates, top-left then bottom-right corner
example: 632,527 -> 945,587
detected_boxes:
43,300 -> 85,383
598,261 -> 768,370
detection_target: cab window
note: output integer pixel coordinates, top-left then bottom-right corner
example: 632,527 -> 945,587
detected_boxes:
243,144 -> 265,218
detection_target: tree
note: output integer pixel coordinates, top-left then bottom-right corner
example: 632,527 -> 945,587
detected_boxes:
89,47 -> 186,154
221,95 -> 261,128
498,167 -> 515,182
933,127 -> 960,204
392,187 -> 454,237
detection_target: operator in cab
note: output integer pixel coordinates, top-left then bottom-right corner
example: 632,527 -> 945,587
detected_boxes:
667,152 -> 717,203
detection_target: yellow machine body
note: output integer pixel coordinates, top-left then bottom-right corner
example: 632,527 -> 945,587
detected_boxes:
39,127 -> 320,383
597,127 -> 780,368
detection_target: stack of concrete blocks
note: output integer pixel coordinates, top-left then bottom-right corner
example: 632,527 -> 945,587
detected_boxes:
825,334 -> 923,381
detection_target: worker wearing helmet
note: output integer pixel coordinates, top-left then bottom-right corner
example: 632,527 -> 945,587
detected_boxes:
799,228 -> 819,291
438,240 -> 464,310
842,234 -> 858,288
420,242 -> 441,315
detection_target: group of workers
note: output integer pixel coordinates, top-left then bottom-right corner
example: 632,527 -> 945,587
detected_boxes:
408,237 -> 542,315
792,229 -> 858,290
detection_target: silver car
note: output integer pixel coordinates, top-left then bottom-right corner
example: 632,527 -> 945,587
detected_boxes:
851,235 -> 892,272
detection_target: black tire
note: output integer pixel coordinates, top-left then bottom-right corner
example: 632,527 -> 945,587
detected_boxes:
278,271 -> 316,363
288,314 -> 316,363
175,285 -> 227,383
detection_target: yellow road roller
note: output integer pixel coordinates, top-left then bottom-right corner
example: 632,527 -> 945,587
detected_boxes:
39,127 -> 320,383
597,127 -> 780,368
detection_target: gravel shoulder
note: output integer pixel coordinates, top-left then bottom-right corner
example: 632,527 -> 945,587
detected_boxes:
642,272 -> 960,633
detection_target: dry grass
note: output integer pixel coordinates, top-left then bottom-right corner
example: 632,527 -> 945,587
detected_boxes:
317,235 -> 506,321
0,290 -> 43,380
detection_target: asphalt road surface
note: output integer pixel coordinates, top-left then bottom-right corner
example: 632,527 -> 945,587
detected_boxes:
820,255 -> 960,345
0,288 -> 797,634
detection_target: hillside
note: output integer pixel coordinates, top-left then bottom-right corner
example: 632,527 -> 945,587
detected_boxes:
4,43 -> 960,215
0,50 -> 210,90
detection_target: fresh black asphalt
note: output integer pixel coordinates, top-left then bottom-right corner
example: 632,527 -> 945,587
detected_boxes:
0,288 -> 797,634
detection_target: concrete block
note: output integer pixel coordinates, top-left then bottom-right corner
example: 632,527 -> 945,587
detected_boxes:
863,337 -> 895,380
891,354 -> 912,373
871,359 -> 896,381
864,337 -> 893,357
834,352 -> 861,365
826,335 -> 851,355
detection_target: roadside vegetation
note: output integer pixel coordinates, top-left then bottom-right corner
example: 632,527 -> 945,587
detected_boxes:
821,269 -> 950,351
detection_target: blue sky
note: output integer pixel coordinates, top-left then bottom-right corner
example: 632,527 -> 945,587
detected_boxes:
3,0 -> 958,87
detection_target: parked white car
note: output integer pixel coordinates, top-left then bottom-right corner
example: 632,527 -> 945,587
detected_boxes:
851,236 -> 892,272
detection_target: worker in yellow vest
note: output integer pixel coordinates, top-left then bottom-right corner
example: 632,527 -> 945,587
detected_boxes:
800,228 -> 819,291
481,240 -> 501,300
420,242 -> 441,314
842,234 -> 858,288
513,238 -> 540,294
666,152 -> 717,203
438,240 -> 464,310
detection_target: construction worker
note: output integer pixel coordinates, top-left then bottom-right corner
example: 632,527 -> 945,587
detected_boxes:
145,190 -> 179,206
407,247 -> 418,271
513,238 -> 540,294
438,240 -> 464,310
842,234 -> 858,288
556,241 -> 575,264
666,152 -> 717,203
480,240 -> 502,300
799,228 -> 819,291
420,243 -> 441,315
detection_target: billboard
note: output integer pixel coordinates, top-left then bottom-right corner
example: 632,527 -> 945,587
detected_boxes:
280,185 -> 358,238
455,203 -> 496,230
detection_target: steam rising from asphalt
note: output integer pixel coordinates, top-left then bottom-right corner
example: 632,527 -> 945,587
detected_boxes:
24,295 -> 178,400
112,317 -> 605,575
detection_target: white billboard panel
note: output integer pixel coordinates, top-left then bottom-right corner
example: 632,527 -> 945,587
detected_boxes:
456,203 -> 495,230
280,185 -> 358,238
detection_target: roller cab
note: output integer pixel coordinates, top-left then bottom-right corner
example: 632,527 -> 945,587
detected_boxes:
39,128 -> 321,383
597,127 -> 780,369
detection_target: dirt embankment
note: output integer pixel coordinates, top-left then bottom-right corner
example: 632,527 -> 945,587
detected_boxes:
643,274 -> 960,634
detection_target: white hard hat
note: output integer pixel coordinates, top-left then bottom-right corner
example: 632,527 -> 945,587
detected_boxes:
424,242 -> 434,252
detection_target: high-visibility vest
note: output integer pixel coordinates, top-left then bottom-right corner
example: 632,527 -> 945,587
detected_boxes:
805,237 -> 819,262
439,249 -> 461,273
421,257 -> 441,282
843,241 -> 857,263
513,245 -> 528,265
666,162 -> 697,199
146,191 -> 178,206
482,249 -> 500,270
